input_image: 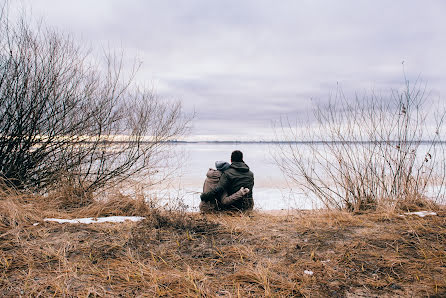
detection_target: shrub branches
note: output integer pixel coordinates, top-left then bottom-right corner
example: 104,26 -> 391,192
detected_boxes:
274,79 -> 446,211
0,7 -> 189,193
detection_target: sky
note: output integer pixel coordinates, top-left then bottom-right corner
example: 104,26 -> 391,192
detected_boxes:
8,0 -> 446,141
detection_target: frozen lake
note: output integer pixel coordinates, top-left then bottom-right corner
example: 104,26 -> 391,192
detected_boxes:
148,142 -> 317,211
141,142 -> 446,211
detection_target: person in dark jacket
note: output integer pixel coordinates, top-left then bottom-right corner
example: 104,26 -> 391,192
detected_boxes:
200,150 -> 254,211
199,161 -> 249,213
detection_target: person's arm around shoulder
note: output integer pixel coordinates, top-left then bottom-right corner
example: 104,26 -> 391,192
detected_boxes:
200,171 -> 229,201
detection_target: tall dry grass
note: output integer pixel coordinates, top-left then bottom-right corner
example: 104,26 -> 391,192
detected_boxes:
1,186 -> 445,296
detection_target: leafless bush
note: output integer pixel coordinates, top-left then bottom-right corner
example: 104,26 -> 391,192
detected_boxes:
274,79 -> 446,211
0,6 -> 189,193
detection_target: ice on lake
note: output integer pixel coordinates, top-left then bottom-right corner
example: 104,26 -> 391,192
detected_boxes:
134,142 -> 445,211
145,142 -> 318,211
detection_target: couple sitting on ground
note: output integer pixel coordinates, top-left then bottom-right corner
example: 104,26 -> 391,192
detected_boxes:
200,150 -> 254,212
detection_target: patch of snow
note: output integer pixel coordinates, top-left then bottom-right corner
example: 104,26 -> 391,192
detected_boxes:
33,223 -> 39,226
44,216 -> 145,224
404,211 -> 437,217
304,270 -> 314,276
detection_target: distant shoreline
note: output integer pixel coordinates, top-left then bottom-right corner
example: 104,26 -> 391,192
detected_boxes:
79,140 -> 446,145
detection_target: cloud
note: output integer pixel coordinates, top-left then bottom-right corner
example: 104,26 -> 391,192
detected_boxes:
13,0 -> 446,140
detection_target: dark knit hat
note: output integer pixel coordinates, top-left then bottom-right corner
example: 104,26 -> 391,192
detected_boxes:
215,161 -> 230,171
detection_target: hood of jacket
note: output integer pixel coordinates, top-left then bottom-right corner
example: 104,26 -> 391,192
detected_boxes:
230,161 -> 250,172
206,168 -> 222,179
215,161 -> 230,171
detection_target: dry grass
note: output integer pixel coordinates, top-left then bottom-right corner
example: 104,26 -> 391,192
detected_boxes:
1,191 -> 445,297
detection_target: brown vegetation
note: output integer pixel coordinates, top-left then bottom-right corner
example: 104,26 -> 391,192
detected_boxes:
1,190 -> 445,297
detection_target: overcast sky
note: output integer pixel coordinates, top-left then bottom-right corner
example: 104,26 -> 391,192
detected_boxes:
10,0 -> 446,140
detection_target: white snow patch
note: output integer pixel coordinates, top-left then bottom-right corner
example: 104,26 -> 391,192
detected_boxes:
404,211 -> 437,218
321,259 -> 331,264
44,216 -> 145,224
304,270 -> 314,276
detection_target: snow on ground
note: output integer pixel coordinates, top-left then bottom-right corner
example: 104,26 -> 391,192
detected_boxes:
304,270 -> 314,276
44,216 -> 145,224
148,187 -> 319,212
404,211 -> 437,217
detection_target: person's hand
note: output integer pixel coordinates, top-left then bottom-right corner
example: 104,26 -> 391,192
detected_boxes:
240,187 -> 250,196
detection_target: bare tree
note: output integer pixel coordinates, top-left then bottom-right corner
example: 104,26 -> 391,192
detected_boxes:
274,79 -> 446,211
0,6 -> 190,193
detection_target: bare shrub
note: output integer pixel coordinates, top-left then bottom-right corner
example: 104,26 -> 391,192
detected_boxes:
0,6 -> 189,192
274,79 -> 446,211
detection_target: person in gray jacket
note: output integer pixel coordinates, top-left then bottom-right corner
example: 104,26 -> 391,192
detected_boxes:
200,150 -> 254,212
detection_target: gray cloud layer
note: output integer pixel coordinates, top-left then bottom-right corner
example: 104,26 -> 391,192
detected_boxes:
14,0 -> 446,140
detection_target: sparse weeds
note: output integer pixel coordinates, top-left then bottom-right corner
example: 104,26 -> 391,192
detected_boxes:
275,78 -> 446,212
